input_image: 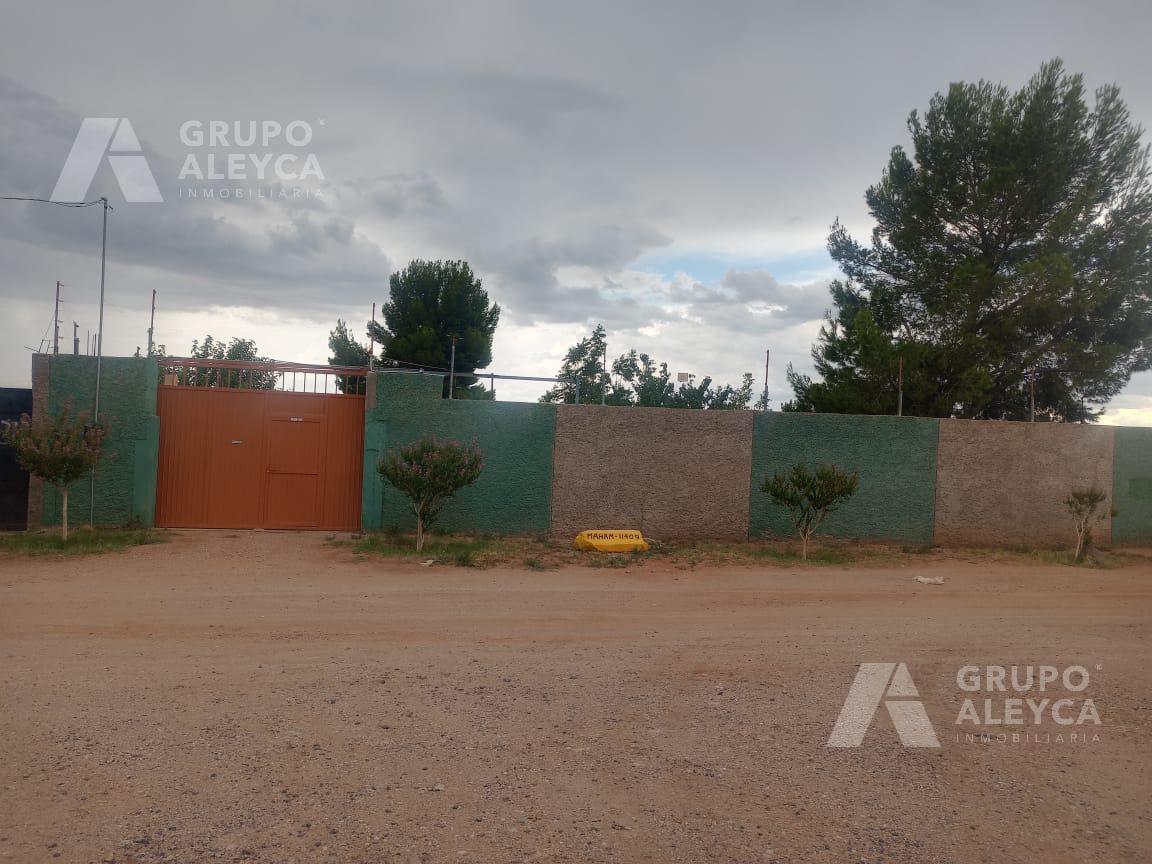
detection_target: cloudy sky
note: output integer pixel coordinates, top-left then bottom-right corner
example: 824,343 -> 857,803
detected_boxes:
1,0 -> 1150,420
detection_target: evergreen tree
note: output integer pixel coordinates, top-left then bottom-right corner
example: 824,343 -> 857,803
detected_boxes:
368,260 -> 500,399
327,319 -> 371,394
788,60 -> 1152,421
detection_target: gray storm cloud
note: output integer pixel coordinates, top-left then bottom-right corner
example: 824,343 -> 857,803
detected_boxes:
0,0 -> 1149,413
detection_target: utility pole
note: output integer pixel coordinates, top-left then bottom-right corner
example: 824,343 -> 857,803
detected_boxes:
1029,375 -> 1036,422
762,348 -> 770,410
72,321 -> 79,355
146,289 -> 156,356
368,302 -> 376,366
53,281 -> 62,354
601,340 -> 608,405
90,197 -> 110,526
896,356 -> 904,417
448,334 -> 457,399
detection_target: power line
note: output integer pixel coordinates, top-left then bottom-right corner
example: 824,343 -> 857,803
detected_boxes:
2,193 -> 112,525
378,355 -> 452,373
0,195 -> 104,208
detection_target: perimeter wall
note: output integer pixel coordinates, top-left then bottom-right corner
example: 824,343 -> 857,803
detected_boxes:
364,372 -> 1150,547
28,354 -> 160,529
24,357 -> 1150,548
362,372 -> 556,536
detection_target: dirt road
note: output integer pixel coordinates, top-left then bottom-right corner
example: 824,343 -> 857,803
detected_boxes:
2,532 -> 1149,863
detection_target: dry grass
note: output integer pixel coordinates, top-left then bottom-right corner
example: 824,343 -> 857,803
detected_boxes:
0,527 -> 167,557
332,530 -> 1141,570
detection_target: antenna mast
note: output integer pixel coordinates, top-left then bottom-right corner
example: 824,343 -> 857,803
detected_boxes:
53,281 -> 62,354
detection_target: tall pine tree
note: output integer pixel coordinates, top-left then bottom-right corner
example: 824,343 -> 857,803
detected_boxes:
787,60 -> 1152,421
368,260 -> 500,399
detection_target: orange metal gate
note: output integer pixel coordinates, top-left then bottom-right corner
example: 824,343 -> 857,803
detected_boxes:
155,360 -> 366,530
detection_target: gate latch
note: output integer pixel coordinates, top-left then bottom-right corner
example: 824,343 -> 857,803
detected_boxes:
230,439 -> 243,444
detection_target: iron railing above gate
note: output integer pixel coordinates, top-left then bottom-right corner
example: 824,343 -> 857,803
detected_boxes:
157,358 -> 369,395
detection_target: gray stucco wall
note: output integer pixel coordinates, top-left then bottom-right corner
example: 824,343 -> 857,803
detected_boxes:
933,420 -> 1115,547
550,405 -> 754,540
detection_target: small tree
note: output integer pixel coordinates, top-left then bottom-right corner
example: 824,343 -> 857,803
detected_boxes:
1,409 -> 104,540
377,436 -> 484,551
762,463 -> 860,560
1065,487 -> 1108,562
161,335 -> 280,388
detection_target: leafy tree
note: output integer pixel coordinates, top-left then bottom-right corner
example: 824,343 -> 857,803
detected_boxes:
753,386 -> 770,412
367,260 -> 500,399
650,368 -> 754,409
612,349 -> 673,406
762,463 -> 859,560
788,59 -> 1152,421
541,326 -> 755,409
540,324 -> 629,404
692,372 -> 755,410
1,409 -> 104,540
377,436 -> 484,551
327,319 -> 371,394
155,336 -> 279,389
1064,487 -> 1109,562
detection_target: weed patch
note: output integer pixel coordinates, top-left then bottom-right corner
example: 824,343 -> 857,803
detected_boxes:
0,528 -> 167,557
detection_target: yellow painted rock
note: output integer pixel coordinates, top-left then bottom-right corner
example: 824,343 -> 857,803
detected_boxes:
573,530 -> 649,553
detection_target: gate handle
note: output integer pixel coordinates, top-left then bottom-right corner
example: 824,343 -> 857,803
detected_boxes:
230,440 -> 243,444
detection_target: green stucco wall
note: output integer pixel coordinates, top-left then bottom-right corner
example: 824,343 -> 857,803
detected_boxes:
1112,427 -> 1152,545
362,372 -> 556,535
749,413 -> 939,543
39,355 -> 159,528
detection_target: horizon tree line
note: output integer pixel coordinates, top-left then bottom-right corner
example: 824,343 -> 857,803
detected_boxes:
323,58 -> 1149,420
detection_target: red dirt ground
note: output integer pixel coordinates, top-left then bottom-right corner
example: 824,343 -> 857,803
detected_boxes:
1,531 -> 1149,863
